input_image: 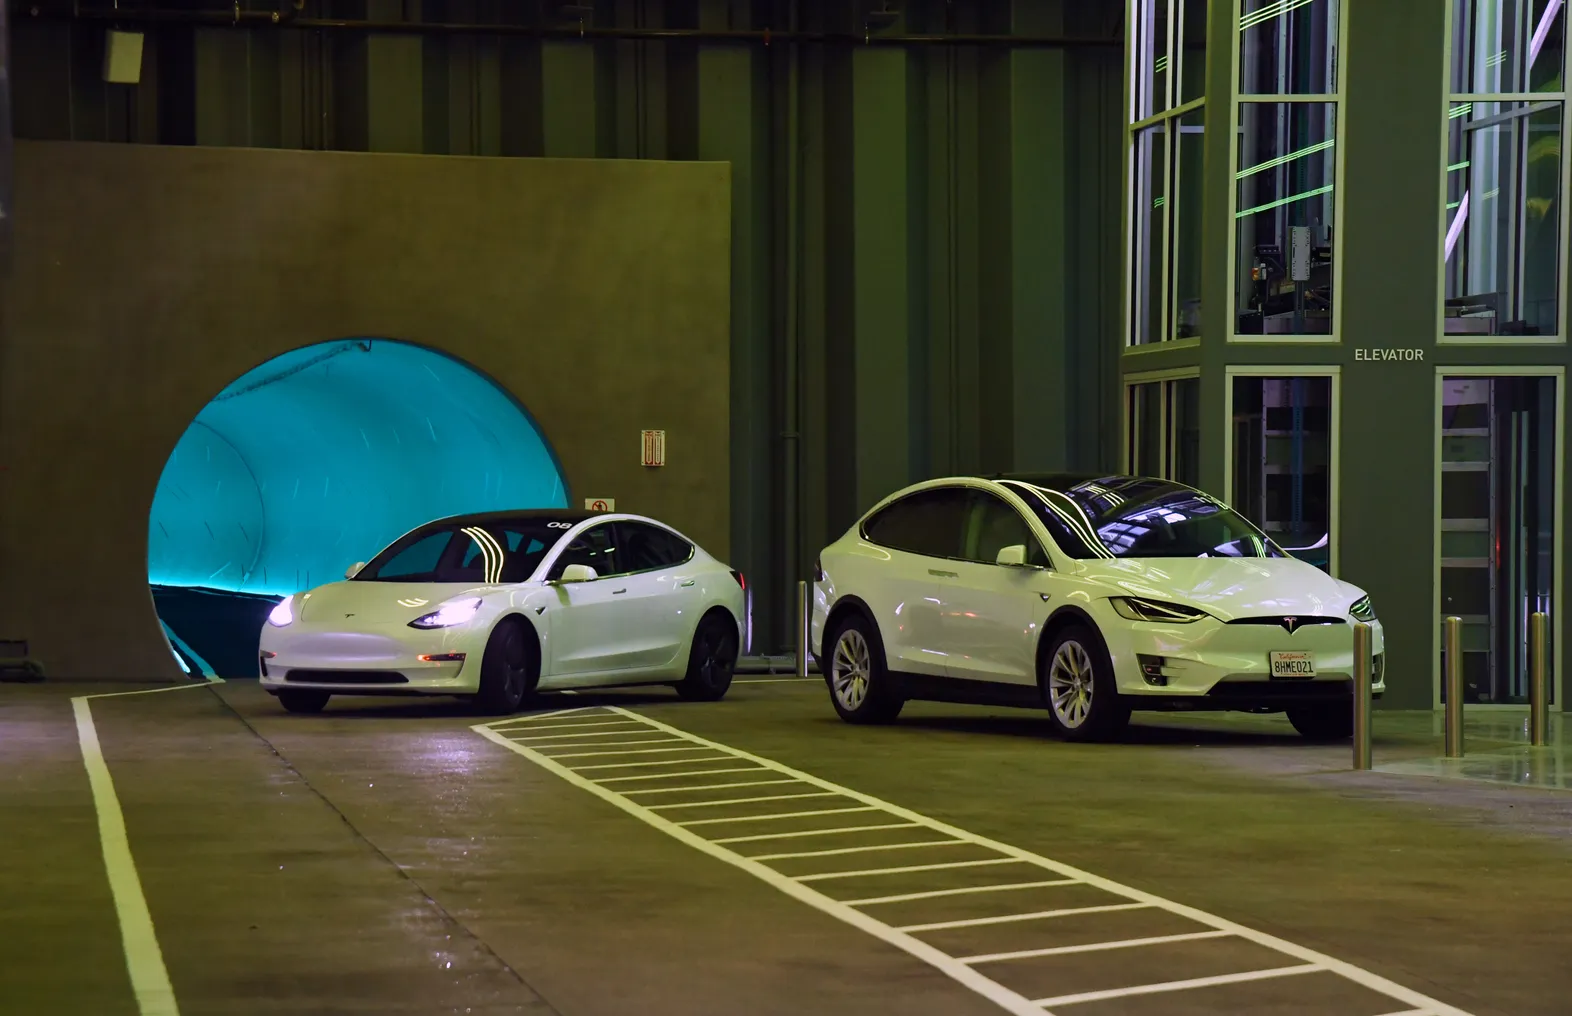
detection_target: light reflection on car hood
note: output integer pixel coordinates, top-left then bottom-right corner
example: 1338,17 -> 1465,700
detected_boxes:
1077,556 -> 1357,621
296,581 -> 506,624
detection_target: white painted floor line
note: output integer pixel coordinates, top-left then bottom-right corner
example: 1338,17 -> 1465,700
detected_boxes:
546,743 -> 697,759
845,879 -> 1080,907
488,706 -> 597,726
473,707 -> 1480,1016
750,839 -> 963,862
1370,1010 -> 1431,1016
795,857 -> 1024,883
959,930 -> 1232,965
573,755 -> 736,772
514,728 -> 673,743
75,677 -> 227,1016
676,805 -> 880,828
502,720 -> 643,734
1031,963 -> 1323,1008
596,766 -> 764,784
898,902 -> 1152,934
711,822 -> 921,845
622,778 -> 801,796
646,791 -> 837,811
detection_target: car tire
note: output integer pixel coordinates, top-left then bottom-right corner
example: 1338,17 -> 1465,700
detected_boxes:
824,613 -> 904,725
277,689 -> 330,714
675,612 -> 739,702
476,619 -> 538,716
1285,702 -> 1353,741
1039,624 -> 1129,742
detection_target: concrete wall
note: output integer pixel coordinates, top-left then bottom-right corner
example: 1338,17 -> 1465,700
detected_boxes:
4,0 -> 1128,651
0,140 -> 731,680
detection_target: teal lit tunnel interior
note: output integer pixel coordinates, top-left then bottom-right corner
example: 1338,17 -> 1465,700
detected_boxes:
149,339 -> 569,676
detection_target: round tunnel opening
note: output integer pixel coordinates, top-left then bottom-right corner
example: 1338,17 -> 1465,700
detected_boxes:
149,338 -> 569,677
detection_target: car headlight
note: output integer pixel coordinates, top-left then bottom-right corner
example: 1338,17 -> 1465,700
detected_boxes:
409,597 -> 482,629
267,596 -> 294,627
1109,596 -> 1210,623
1349,595 -> 1377,622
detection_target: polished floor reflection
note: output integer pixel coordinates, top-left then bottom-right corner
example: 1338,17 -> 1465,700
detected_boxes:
1375,710 -> 1572,790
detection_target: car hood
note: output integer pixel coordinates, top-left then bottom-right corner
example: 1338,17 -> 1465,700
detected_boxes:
1075,557 -> 1357,621
295,581 -> 500,625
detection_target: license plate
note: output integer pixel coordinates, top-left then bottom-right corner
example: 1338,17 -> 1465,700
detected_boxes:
1270,651 -> 1316,679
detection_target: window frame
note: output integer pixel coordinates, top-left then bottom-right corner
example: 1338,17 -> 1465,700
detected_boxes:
1123,367 -> 1203,483
614,519 -> 697,574
1226,0 -> 1348,344
1430,365 -> 1565,711
1221,364 -> 1342,576
1437,0 -> 1570,345
961,488 -> 1053,569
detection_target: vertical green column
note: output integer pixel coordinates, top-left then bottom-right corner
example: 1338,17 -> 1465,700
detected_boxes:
362,1 -> 423,154
851,44 -> 913,511
1196,0 -> 1237,497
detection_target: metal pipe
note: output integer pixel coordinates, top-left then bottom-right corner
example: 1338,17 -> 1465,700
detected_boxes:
24,7 -> 1122,48
1352,622 -> 1372,770
1530,610 -> 1549,747
1444,615 -> 1465,758
794,579 -> 810,679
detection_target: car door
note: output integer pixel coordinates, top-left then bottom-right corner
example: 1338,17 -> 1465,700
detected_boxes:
941,489 -> 1047,685
543,523 -> 643,676
610,520 -> 697,671
857,487 -> 970,677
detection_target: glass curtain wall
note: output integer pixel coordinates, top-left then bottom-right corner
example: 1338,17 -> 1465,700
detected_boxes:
1443,0 -> 1567,337
1439,375 -> 1558,703
1126,377 -> 1202,487
1230,375 -> 1334,570
1234,0 -> 1341,337
1128,0 -> 1208,345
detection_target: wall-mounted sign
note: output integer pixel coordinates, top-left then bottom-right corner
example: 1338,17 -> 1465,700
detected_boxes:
1354,347 -> 1425,361
641,430 -> 666,467
585,498 -> 615,511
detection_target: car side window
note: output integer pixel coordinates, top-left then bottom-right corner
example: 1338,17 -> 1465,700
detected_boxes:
861,488 -> 968,560
551,524 -> 622,578
964,491 -> 1049,567
617,522 -> 694,572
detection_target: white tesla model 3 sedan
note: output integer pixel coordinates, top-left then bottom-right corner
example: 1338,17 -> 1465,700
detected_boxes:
258,509 -> 746,714
811,474 -> 1384,742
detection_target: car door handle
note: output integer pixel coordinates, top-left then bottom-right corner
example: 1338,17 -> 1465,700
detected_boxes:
928,569 -> 958,578
612,588 -> 628,595
679,579 -> 696,587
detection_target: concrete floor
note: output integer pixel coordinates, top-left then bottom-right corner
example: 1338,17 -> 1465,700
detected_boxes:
3,678 -> 1570,1016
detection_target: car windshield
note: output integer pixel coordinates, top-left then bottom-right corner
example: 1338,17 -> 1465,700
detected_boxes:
354,516 -> 576,583
999,477 -> 1286,560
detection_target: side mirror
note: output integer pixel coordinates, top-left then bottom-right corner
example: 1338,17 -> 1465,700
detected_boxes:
995,544 -> 1028,567
345,561 -> 366,580
558,563 -> 599,584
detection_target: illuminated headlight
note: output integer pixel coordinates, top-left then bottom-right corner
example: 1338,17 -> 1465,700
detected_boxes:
1110,596 -> 1210,623
267,596 -> 294,627
409,598 -> 482,629
1350,595 -> 1377,622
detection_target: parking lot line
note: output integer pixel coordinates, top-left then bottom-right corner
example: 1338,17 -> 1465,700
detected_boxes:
676,805 -> 880,827
596,766 -> 763,783
710,822 -> 921,845
572,755 -> 736,772
958,930 -> 1232,965
545,743 -> 698,759
1031,963 -> 1323,1008
844,880 -> 1079,907
473,707 -> 1480,1016
897,902 -> 1153,933
502,720 -> 645,735
750,839 -> 963,862
514,728 -> 677,743
646,791 -> 835,811
795,857 -> 1025,883
622,778 -> 801,796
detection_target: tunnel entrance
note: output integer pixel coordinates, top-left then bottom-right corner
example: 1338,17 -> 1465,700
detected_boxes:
149,339 -> 568,677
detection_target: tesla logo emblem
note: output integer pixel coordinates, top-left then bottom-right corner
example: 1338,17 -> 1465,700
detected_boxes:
1281,616 -> 1299,633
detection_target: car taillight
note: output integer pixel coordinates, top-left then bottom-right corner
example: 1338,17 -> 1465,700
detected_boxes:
731,570 -> 746,589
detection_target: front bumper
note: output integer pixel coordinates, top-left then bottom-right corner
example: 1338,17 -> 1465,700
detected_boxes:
1100,607 -> 1386,703
258,622 -> 483,695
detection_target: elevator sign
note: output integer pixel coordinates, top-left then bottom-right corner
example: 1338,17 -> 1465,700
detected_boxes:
641,430 -> 666,467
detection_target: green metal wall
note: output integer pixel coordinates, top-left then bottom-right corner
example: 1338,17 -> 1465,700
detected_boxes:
7,0 -> 1125,652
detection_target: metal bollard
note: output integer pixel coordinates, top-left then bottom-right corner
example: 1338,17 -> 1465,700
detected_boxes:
1530,611 -> 1549,747
1444,615 -> 1465,758
1352,622 -> 1372,770
795,580 -> 810,679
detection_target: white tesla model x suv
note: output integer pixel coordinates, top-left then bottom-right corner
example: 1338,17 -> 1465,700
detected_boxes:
258,509 -> 746,714
811,474 -> 1384,742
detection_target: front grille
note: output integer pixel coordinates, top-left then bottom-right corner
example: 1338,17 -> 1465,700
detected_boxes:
1227,615 -> 1345,633
284,669 -> 409,685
